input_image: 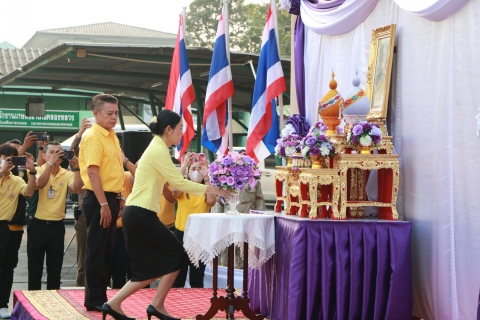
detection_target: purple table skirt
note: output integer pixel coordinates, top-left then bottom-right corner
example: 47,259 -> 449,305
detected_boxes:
248,216 -> 413,320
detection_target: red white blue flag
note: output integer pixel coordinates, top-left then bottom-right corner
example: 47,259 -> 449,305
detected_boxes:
201,6 -> 235,155
165,13 -> 196,160
246,3 -> 286,163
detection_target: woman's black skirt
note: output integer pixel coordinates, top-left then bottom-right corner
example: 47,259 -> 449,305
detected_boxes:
122,205 -> 187,281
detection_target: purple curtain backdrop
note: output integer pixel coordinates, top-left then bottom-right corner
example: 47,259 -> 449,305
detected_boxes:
249,216 -> 413,320
292,0 -> 345,118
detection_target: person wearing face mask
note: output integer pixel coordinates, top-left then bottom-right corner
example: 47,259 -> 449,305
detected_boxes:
170,158 -> 216,289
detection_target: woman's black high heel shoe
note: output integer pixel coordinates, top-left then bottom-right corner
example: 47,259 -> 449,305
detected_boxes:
146,304 -> 180,320
101,303 -> 135,320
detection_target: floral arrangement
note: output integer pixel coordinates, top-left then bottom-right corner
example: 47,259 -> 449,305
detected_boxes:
275,134 -> 303,160
301,131 -> 335,158
308,120 -> 328,135
346,121 -> 382,147
208,152 -> 262,191
285,114 -> 310,137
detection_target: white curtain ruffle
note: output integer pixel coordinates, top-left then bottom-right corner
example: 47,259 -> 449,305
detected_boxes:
300,0 -> 379,35
393,0 -> 471,21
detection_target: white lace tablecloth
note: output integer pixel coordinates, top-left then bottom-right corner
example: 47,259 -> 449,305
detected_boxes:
183,213 -> 275,270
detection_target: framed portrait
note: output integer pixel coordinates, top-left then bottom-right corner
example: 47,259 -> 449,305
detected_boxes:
366,24 -> 396,120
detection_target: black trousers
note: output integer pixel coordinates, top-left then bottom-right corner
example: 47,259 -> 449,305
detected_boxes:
0,225 -> 23,308
109,227 -> 128,289
0,222 -> 9,266
27,218 -> 65,290
82,191 -> 119,308
172,228 -> 206,288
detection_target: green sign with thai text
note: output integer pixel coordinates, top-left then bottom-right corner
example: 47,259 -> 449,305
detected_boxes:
0,108 -> 79,130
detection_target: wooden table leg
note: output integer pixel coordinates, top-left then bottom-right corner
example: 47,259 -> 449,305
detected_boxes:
196,244 -> 263,320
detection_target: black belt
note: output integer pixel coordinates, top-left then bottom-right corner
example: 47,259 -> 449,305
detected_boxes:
33,217 -> 64,224
85,190 -> 122,199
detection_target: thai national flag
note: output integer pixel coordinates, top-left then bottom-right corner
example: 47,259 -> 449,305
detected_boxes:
246,3 -> 286,163
165,13 -> 196,160
201,6 -> 235,155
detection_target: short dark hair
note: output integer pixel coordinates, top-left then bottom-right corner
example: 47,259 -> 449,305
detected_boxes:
44,141 -> 61,153
10,139 -> 22,146
92,94 -> 118,111
0,143 -> 19,157
149,109 -> 182,135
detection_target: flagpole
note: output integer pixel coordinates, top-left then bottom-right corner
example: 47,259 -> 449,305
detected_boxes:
271,0 -> 284,133
182,8 -> 187,43
224,0 -> 233,153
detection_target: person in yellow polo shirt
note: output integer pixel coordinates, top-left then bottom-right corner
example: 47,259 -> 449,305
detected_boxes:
0,143 -> 36,319
171,159 -> 216,289
27,141 -> 82,290
79,94 -> 126,312
103,109 -> 230,320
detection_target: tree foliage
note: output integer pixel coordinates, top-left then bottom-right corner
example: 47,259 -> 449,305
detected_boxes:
186,0 -> 291,57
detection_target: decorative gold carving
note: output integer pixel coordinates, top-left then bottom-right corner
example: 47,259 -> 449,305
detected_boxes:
334,154 -> 400,220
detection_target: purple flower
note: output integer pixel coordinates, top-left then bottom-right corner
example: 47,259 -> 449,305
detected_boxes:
226,176 -> 235,186
235,179 -> 245,190
372,135 -> 382,144
305,136 -> 317,147
310,146 -> 320,156
318,134 -> 327,142
362,122 -> 372,131
222,157 -> 233,166
219,175 -> 228,184
352,125 -> 363,136
351,135 -> 357,144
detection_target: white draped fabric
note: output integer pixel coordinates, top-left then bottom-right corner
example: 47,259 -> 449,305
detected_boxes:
301,0 -> 480,318
300,0 -> 378,35
393,0 -> 471,21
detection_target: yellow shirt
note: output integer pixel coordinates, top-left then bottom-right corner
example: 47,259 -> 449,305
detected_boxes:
0,174 -> 28,221
174,193 -> 212,232
79,123 -> 124,193
127,135 -> 207,213
34,165 -> 75,221
157,194 -> 175,228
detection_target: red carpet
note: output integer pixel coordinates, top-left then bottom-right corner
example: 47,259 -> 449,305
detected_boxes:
13,288 -> 251,319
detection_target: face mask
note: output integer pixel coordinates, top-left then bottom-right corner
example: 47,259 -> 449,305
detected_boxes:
189,171 -> 203,183
0,159 -> 4,168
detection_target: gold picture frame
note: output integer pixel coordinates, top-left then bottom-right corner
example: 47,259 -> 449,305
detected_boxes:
366,24 -> 396,120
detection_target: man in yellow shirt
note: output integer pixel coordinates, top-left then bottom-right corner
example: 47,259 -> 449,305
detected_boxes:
79,94 -> 125,312
0,143 -> 36,319
27,142 -> 82,290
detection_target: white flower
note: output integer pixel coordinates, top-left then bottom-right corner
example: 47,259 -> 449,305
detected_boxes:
275,145 -> 280,153
346,131 -> 352,142
285,146 -> 296,156
370,126 -> 382,137
320,146 -> 330,156
278,0 -> 291,11
301,146 -> 310,157
360,135 -> 372,146
281,124 -> 295,137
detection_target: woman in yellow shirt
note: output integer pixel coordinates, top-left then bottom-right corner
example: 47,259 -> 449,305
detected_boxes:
103,110 -> 230,320
171,159 -> 216,288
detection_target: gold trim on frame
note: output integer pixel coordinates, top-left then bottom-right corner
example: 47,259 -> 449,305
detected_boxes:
366,24 -> 396,120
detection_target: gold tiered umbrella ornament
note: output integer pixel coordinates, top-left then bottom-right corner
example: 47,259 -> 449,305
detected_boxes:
318,70 -> 344,136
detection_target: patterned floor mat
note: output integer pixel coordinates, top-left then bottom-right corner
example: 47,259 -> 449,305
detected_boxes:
13,288 -> 256,319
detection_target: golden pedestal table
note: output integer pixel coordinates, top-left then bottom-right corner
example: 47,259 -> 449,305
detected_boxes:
333,154 -> 400,220
275,167 -> 341,219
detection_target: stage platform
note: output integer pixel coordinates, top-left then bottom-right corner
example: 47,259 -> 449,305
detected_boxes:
12,288 -> 252,320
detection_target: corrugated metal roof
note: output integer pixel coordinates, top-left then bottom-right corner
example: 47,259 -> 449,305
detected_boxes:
40,22 -> 176,39
0,48 -> 45,76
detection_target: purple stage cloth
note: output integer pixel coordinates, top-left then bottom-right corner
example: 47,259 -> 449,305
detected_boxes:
249,216 -> 413,320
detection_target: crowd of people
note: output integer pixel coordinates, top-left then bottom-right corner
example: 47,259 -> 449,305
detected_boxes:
0,94 -> 266,320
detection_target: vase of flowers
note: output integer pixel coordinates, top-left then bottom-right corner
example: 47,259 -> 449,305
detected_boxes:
346,121 -> 382,154
208,152 -> 262,215
275,133 -> 303,165
300,130 -> 335,169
